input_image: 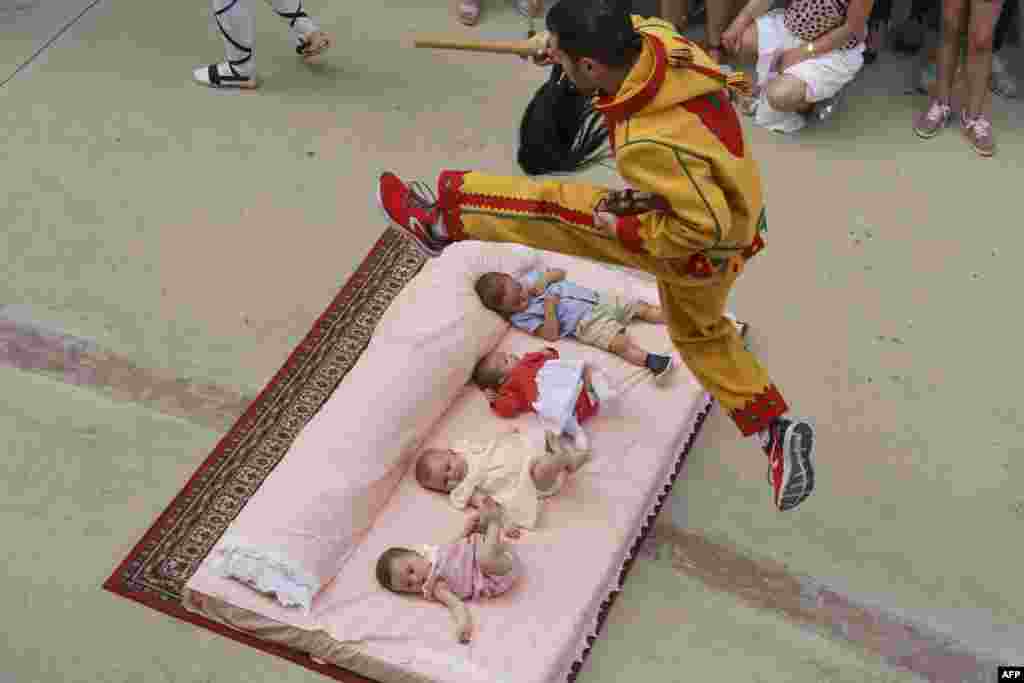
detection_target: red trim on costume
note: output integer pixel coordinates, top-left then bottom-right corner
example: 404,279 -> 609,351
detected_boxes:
438,170 -> 470,241
729,384 -> 789,437
682,93 -> 745,158
671,36 -> 735,86
615,215 -> 645,253
595,33 -> 669,149
685,252 -> 715,278
742,232 -> 765,261
457,188 -> 596,232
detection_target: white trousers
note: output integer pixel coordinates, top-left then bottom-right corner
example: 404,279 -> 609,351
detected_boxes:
210,0 -> 318,75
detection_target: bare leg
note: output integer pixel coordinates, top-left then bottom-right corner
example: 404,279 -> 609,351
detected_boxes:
937,0 -> 969,102
963,0 -> 1002,117
477,501 -> 514,576
608,331 -> 649,367
635,302 -> 667,324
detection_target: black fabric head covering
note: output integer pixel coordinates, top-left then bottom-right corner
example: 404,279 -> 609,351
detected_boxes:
517,63 -> 610,176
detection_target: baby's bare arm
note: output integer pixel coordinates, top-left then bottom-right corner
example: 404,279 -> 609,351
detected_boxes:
433,581 -> 473,643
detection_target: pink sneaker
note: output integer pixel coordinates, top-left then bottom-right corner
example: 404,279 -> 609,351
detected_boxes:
376,172 -> 448,258
960,111 -> 996,157
913,98 -> 951,139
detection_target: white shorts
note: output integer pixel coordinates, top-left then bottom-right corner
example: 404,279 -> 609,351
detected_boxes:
755,9 -> 864,103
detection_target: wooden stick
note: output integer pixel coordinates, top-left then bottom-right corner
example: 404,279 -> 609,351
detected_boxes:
413,36 -> 536,58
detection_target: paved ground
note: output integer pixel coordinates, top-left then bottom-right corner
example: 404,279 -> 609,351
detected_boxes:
2,0 -> 1022,681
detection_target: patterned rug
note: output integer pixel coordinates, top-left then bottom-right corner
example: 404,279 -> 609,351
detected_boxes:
104,228 -> 426,682
103,227 -> 715,683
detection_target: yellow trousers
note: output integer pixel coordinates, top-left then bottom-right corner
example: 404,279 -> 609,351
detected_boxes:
437,170 -> 787,437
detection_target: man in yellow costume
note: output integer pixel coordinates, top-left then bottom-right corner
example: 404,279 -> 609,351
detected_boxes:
377,0 -> 815,512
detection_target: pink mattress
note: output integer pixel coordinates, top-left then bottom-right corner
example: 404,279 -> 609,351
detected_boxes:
184,246 -> 715,683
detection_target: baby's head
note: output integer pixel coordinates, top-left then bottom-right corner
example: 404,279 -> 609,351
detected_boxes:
471,351 -> 521,390
475,272 -> 530,315
376,547 -> 431,595
415,448 -> 468,493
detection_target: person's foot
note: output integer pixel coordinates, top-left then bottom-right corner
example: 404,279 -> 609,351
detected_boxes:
913,98 -> 951,139
456,0 -> 481,25
376,172 -> 449,258
960,111 -> 996,157
810,90 -> 843,122
647,353 -> 676,386
296,30 -> 332,62
990,54 -> 1017,99
762,417 -> 815,511
545,431 -> 589,472
192,62 -> 258,89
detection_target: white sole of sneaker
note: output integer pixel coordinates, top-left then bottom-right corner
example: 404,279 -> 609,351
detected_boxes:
374,175 -> 443,259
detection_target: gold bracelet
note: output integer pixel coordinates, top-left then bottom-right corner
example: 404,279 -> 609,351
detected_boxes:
806,41 -> 816,55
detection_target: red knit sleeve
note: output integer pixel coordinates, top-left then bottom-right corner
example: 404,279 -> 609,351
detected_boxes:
491,384 -> 526,418
615,216 -> 645,253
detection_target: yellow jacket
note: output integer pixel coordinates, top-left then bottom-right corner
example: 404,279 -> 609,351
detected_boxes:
594,16 -> 766,273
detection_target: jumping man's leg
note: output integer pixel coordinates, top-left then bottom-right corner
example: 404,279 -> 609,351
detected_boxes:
658,270 -> 815,511
378,170 -> 698,287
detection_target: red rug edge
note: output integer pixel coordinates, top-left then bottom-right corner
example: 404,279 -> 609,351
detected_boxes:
103,228 -> 399,683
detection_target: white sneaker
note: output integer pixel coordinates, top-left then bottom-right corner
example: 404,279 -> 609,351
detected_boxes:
192,62 -> 258,89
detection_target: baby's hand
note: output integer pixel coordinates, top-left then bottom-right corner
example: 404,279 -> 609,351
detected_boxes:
482,387 -> 499,402
504,526 -> 522,540
463,511 -> 482,536
547,268 -> 567,282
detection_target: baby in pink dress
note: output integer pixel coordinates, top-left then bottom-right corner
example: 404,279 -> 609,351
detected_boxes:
375,499 -> 521,644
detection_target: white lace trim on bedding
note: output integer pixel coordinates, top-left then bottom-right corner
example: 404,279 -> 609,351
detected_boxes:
208,536 -> 321,613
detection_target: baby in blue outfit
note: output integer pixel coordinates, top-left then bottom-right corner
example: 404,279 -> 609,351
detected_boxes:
475,268 -> 675,384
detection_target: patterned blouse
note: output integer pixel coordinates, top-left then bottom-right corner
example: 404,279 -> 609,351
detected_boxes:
784,0 -> 861,51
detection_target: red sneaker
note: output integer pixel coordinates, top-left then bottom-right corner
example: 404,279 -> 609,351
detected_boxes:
376,172 -> 448,258
763,417 -> 815,511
